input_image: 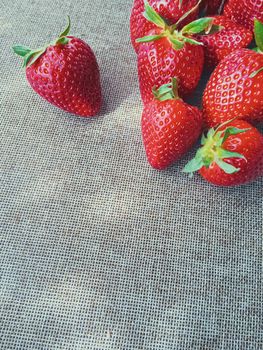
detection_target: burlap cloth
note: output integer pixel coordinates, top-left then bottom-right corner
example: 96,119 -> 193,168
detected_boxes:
1,0 -> 262,349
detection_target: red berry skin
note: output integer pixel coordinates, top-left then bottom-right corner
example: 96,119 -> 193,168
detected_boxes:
130,0 -> 199,53
138,36 -> 204,105
26,37 -> 102,117
223,0 -> 263,31
203,49 -> 263,128
199,120 -> 263,186
142,99 -> 203,170
196,16 -> 253,67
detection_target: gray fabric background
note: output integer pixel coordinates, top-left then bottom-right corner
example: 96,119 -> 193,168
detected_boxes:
0,0 -> 262,349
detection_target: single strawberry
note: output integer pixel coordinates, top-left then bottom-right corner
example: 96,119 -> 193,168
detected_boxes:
202,0 -> 226,15
223,0 -> 263,31
196,16 -> 253,67
203,20 -> 263,128
130,0 -> 199,53
142,78 -> 203,170
136,2 -> 219,104
13,17 -> 102,117
183,119 -> 263,186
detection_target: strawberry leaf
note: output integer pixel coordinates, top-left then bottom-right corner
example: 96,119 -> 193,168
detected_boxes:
169,36 -> 184,50
215,159 -> 240,174
218,149 -> 246,160
152,78 -> 179,101
12,45 -> 31,57
252,47 -> 262,53
183,154 -> 204,174
23,48 -> 47,68
183,37 -> 203,46
143,1 -> 167,28
206,24 -> 224,35
153,84 -> 172,96
221,127 -> 250,144
181,17 -> 214,35
254,19 -> 263,52
198,25 -> 224,36
136,34 -> 164,43
175,0 -> 201,28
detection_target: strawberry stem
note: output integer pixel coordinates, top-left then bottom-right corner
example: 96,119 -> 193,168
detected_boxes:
58,15 -> 71,38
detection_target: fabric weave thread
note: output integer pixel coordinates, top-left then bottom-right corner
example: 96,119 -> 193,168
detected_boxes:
0,0 -> 262,349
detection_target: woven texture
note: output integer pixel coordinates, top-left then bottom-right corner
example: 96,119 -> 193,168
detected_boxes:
1,1 -> 262,349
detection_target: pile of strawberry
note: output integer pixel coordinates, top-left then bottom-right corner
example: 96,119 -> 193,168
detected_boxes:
12,1 -> 263,187
130,0 -> 263,186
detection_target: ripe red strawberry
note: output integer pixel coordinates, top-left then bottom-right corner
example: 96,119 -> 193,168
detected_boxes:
196,16 -> 253,67
223,0 -> 263,31
142,78 -> 203,170
138,38 -> 204,104
202,0 -> 226,15
130,0 -> 199,53
203,19 -> 263,128
183,120 -> 263,186
13,17 -> 102,117
136,3 -> 219,104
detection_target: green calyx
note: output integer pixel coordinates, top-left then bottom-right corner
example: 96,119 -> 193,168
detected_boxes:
183,121 -> 250,176
136,0 -> 221,50
13,16 -> 71,68
250,19 -> 263,77
152,78 -> 180,101
254,19 -> 263,53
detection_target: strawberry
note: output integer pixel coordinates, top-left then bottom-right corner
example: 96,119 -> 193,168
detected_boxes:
183,120 -> 263,186
13,17 -> 102,117
142,78 -> 203,170
130,0 -> 199,53
136,2 -> 219,104
196,16 -> 253,67
223,0 -> 263,31
202,0 -> 226,15
203,20 -> 263,128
